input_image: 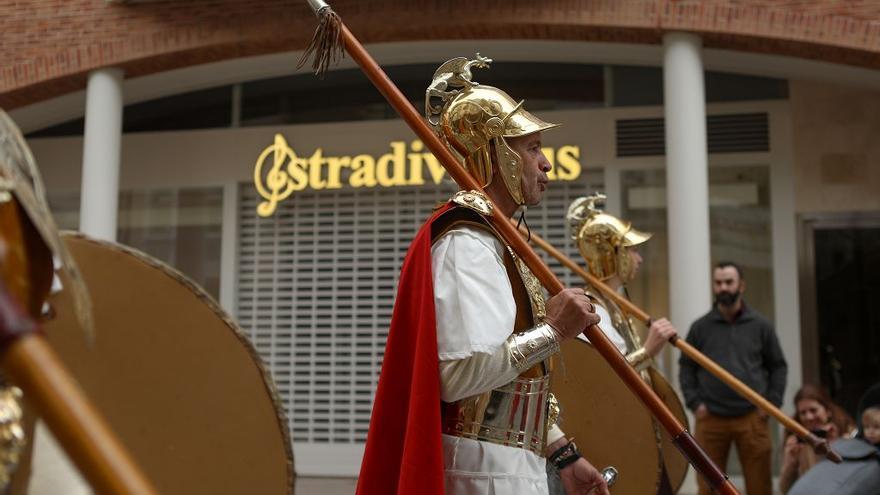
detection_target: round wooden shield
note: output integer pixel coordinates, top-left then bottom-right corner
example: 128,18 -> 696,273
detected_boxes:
19,234 -> 293,494
552,339 -> 662,494
648,367 -> 690,493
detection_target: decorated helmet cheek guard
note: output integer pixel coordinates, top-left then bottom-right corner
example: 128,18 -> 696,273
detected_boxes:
426,54 -> 559,205
567,194 -> 652,282
493,135 -> 525,204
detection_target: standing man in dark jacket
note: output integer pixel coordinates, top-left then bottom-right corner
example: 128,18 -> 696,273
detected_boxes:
679,261 -> 787,495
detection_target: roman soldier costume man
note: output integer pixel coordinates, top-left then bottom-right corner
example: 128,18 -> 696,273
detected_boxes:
356,56 -> 610,495
563,193 -> 687,494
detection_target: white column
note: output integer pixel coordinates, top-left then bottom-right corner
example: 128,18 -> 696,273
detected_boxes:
80,68 -> 124,241
219,182 -> 240,316
663,33 -> 712,339
768,105 -> 802,407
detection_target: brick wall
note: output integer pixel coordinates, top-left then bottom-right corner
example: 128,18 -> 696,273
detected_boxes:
2,0 -> 880,109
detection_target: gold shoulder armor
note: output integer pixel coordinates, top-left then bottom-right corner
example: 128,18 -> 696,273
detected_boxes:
451,190 -> 494,216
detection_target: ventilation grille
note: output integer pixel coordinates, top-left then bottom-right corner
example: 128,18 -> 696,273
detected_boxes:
616,118 -> 665,157
707,113 -> 770,153
236,171 -> 602,460
616,113 -> 769,157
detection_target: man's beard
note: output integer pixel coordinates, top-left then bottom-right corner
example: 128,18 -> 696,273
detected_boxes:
715,290 -> 740,307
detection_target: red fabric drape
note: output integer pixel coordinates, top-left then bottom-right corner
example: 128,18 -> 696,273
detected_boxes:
356,205 -> 453,495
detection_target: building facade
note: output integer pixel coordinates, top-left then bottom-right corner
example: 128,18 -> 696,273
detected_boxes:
4,0 -> 880,483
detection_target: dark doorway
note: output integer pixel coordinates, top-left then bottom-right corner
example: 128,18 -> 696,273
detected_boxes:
801,216 -> 880,417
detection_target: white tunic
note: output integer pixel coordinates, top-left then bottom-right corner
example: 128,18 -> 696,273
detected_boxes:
432,224 -> 561,495
577,302 -> 629,354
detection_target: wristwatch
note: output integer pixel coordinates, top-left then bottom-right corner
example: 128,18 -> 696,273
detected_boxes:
549,439 -> 582,470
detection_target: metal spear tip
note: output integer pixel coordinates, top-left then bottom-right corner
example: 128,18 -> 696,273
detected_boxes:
306,0 -> 330,15
805,433 -> 843,464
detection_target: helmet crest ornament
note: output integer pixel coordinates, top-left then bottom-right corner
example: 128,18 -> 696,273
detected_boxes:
426,54 -> 493,128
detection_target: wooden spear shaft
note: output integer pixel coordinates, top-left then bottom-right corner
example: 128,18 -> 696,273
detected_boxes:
305,4 -> 738,493
0,285 -> 158,494
3,336 -> 159,494
521,225 -> 842,463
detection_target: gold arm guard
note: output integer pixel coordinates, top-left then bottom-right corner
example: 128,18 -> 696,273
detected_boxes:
507,323 -> 559,373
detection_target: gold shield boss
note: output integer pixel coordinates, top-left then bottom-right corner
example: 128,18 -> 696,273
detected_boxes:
567,193 -> 652,281
426,54 -> 558,205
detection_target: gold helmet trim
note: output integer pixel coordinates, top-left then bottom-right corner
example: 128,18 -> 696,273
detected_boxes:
426,54 -> 559,205
567,194 -> 651,282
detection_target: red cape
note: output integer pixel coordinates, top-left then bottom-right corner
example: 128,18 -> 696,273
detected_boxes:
356,204 -> 452,495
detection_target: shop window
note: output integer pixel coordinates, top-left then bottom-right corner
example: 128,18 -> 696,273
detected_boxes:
48,187 -> 223,298
240,62 -> 605,127
28,86 -> 234,138
611,66 -> 787,107
25,63 -> 786,137
121,87 -> 233,133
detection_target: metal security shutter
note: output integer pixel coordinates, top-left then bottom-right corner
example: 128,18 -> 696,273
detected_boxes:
616,112 -> 770,156
236,169 -> 602,475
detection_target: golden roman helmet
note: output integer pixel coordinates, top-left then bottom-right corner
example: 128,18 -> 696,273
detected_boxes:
425,54 -> 559,205
567,194 -> 652,282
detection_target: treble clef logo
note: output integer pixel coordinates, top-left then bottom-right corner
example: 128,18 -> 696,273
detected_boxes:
254,134 -> 299,217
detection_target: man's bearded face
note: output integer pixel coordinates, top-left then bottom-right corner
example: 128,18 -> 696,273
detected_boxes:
712,266 -> 743,307
714,289 -> 740,306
